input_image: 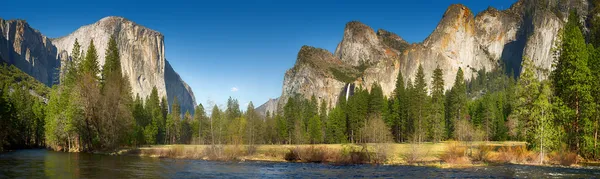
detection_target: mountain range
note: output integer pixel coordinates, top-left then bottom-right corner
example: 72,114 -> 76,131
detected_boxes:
257,0 -> 589,116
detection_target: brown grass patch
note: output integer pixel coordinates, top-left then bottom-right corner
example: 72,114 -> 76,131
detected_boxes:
497,145 -> 528,164
440,141 -> 470,164
549,151 -> 578,166
473,144 -> 493,162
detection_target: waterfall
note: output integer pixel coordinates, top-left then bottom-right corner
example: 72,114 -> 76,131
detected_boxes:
345,83 -> 351,101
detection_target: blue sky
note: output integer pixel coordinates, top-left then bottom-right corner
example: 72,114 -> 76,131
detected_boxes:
2,0 -> 517,110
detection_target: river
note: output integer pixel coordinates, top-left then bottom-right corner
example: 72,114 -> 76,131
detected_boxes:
1,150 -> 599,178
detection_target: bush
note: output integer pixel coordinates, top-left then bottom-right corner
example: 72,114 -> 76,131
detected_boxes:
284,147 -> 301,161
550,151 -> 578,166
300,146 -> 328,163
402,142 -> 429,164
246,145 -> 258,156
203,145 -> 225,160
371,144 -> 391,164
473,143 -> 493,162
497,145 -> 528,164
440,141 -> 470,164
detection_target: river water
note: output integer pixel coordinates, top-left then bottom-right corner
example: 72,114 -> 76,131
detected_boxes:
1,149 -> 599,178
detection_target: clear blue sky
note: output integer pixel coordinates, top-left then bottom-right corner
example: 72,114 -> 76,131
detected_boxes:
2,0 -> 517,110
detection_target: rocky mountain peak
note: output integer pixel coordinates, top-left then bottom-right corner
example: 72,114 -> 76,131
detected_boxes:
334,21 -> 384,66
49,16 -> 196,114
424,4 -> 475,48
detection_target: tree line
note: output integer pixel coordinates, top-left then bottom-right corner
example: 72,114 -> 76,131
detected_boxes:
1,11 -> 599,161
261,11 -> 600,160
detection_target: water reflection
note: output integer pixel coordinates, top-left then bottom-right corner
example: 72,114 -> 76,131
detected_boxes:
1,150 -> 599,178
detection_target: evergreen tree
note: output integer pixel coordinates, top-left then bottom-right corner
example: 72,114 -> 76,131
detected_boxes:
168,97 -> 181,144
532,82 -> 559,161
445,67 -> 467,139
99,37 -> 133,149
513,56 -> 540,142
101,36 -> 121,87
319,99 -> 328,142
308,114 -> 323,144
145,87 -> 162,144
193,103 -> 208,144
326,106 -> 347,143
210,105 -> 221,145
81,40 -> 100,78
368,82 -> 384,116
412,65 -> 429,142
552,10 -> 594,154
589,43 -> 600,159
430,66 -> 445,142
391,70 -> 406,142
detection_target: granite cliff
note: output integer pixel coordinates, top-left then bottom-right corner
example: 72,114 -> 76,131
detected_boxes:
0,16 -> 196,114
261,0 -> 589,114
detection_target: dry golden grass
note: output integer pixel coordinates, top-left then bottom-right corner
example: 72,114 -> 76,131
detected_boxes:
440,141 -> 470,165
127,142 -> 530,166
549,151 -> 578,166
495,145 -> 529,164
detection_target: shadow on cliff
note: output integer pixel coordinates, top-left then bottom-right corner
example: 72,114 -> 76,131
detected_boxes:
0,24 -> 60,86
164,60 -> 196,115
500,4 -> 536,79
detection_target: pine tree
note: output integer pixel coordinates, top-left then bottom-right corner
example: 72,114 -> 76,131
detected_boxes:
326,106 -> 347,143
552,10 -> 594,154
412,65 -> 429,142
81,40 -> 99,78
210,105 -> 221,145
193,103 -> 207,144
368,82 -> 384,117
391,70 -> 406,142
145,87 -> 162,144
430,66 -> 445,142
533,81 -> 559,163
445,67 -> 467,139
589,42 -> 600,159
169,97 -> 181,144
308,114 -> 323,144
319,99 -> 327,142
513,56 -> 540,143
99,36 -> 132,149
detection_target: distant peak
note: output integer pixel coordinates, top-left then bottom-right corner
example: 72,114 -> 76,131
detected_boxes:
345,21 -> 369,30
443,4 -> 472,17
377,29 -> 406,42
344,21 -> 375,35
97,16 -> 130,25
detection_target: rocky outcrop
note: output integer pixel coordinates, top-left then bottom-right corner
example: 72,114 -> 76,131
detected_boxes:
256,98 -> 279,117
277,46 -> 357,111
51,16 -> 196,114
266,0 -> 587,112
165,60 -> 196,114
0,16 -> 196,114
0,19 -> 60,86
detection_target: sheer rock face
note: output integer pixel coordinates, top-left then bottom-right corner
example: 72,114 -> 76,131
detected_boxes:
165,61 -> 196,114
256,98 -> 279,117
266,0 -> 583,112
0,16 -> 196,114
51,16 -> 196,114
0,19 -> 60,86
278,46 -> 351,111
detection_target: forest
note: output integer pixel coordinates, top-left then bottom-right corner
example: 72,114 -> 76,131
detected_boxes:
0,11 -> 599,161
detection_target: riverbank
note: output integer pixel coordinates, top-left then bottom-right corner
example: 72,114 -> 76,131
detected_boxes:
113,141 -> 587,168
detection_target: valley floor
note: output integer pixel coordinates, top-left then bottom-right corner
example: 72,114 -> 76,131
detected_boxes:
112,141 -> 591,168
